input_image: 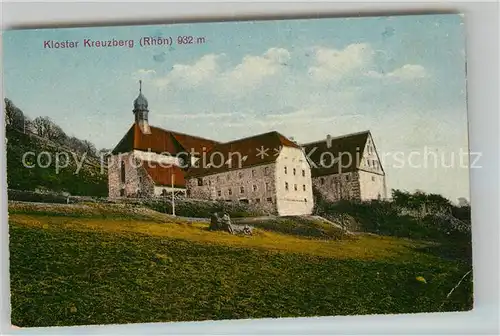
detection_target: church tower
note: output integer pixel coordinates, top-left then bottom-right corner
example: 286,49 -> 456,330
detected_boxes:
133,80 -> 151,134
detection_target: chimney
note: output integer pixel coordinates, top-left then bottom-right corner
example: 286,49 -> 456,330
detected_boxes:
326,134 -> 333,148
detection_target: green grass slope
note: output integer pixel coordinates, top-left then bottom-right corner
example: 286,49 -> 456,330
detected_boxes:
9,203 -> 473,327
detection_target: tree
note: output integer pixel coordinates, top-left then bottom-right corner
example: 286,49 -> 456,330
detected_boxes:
82,140 -> 97,157
391,189 -> 411,206
65,136 -> 87,154
32,116 -> 67,143
4,98 -> 26,130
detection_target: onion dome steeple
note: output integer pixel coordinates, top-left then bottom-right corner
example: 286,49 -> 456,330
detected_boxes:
133,80 -> 151,134
133,80 -> 149,111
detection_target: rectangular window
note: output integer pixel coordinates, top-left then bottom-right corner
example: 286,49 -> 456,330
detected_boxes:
294,184 -> 298,191
240,186 -> 244,194
197,178 -> 203,186
253,185 -> 257,192
284,166 -> 287,174
345,175 -> 350,182
264,167 -> 269,175
302,169 -> 305,177
120,188 -> 125,197
238,172 -> 243,179
252,169 -> 256,177
293,168 -> 296,175
285,182 -> 289,191
303,184 -> 306,191
265,182 -> 270,191
321,177 -> 325,185
228,188 -> 232,195
217,190 -> 222,197
255,198 -> 261,203
267,197 -> 273,203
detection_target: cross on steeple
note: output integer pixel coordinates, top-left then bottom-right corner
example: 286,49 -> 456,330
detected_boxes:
139,80 -> 142,93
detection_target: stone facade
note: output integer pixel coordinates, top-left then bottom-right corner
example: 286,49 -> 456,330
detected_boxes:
186,163 -> 278,214
307,131 -> 387,203
312,171 -> 361,202
108,153 -> 155,198
154,186 -> 187,197
186,146 -> 314,216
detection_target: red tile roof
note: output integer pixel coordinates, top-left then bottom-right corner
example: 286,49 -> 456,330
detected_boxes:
143,163 -> 186,187
186,131 -> 301,178
112,123 -> 219,155
302,131 -> 370,176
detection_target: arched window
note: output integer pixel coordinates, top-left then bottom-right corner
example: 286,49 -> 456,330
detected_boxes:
120,161 -> 126,183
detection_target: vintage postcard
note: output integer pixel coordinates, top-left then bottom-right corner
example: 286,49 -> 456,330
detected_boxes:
3,13 -> 472,328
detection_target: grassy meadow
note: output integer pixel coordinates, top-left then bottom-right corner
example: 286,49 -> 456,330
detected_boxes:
8,202 -> 473,327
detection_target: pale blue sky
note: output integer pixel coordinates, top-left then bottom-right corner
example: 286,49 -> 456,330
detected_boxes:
3,14 -> 469,202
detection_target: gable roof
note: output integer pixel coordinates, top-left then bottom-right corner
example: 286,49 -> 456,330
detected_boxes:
112,123 -> 219,155
186,131 -> 300,178
301,131 -> 370,177
143,163 -> 186,188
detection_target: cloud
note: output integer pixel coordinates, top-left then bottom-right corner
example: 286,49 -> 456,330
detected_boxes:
220,48 -> 290,91
132,69 -> 157,80
137,48 -> 290,93
160,112 -> 234,120
169,54 -> 223,87
308,43 -> 375,82
366,64 -> 429,80
149,54 -> 224,89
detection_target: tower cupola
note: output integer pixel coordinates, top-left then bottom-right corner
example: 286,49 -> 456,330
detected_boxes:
133,80 -> 151,134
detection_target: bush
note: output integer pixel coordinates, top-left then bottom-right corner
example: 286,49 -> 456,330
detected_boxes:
313,189 -> 472,244
8,189 -> 69,204
142,198 -> 269,218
